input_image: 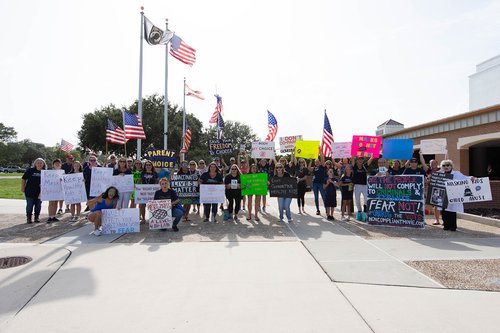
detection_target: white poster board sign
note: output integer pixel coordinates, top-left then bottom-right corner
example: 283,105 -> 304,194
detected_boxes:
40,170 -> 65,201
147,199 -> 173,229
110,175 -> 135,193
251,141 -> 275,159
420,139 -> 447,155
331,142 -> 352,158
135,184 -> 161,204
90,167 -> 113,197
446,177 -> 492,204
101,208 -> 140,235
199,184 -> 226,204
62,173 -> 87,204
279,135 -> 303,154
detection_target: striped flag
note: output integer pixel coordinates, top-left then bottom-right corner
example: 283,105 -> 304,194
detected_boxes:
60,139 -> 74,153
209,94 -> 223,124
321,110 -> 334,157
124,112 -> 146,140
265,110 -> 278,142
180,120 -> 192,154
217,112 -> 225,139
185,83 -> 205,100
169,34 -> 196,66
106,119 -> 126,145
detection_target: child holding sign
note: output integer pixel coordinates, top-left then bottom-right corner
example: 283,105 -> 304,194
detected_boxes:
88,186 -> 119,236
69,161 -> 84,222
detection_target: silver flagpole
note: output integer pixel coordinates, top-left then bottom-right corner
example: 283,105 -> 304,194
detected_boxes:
163,18 -> 169,150
137,7 -> 144,158
182,77 -> 186,160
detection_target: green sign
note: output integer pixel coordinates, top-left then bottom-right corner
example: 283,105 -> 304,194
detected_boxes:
241,173 -> 268,196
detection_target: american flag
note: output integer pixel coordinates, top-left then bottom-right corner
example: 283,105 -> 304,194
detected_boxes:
180,120 -> 192,154
209,94 -> 223,124
60,139 -> 74,153
265,110 -> 278,142
185,83 -> 204,100
217,112 -> 225,139
169,34 -> 196,66
124,112 -> 146,140
321,110 -> 334,157
106,119 -> 126,145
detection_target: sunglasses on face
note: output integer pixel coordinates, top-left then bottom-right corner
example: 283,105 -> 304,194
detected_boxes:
442,164 -> 451,167
89,159 -> 96,162
231,168 -> 237,170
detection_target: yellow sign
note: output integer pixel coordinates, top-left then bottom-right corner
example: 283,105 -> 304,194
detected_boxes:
294,140 -> 320,159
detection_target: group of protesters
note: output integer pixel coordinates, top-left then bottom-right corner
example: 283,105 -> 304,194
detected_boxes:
21,149 -> 474,235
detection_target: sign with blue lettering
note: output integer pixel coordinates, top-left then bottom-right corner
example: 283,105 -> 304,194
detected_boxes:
101,208 -> 140,234
144,149 -> 176,169
367,175 -> 425,228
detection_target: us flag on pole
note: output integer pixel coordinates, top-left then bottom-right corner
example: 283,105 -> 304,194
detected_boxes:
124,112 -> 146,140
265,110 -> 278,142
321,110 -> 334,157
180,120 -> 192,154
60,139 -> 74,153
169,34 -> 196,66
209,94 -> 223,124
106,119 -> 126,145
217,112 -> 225,139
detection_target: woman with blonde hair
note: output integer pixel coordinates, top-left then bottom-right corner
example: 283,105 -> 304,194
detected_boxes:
21,158 -> 46,223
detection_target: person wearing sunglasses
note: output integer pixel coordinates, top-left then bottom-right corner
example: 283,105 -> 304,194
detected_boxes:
224,164 -> 242,222
439,160 -> 475,232
113,157 -> 133,209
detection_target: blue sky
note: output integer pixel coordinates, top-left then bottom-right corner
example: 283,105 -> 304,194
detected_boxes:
1,0 -> 499,148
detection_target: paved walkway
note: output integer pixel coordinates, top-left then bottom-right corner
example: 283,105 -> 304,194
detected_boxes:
1,198 -> 500,332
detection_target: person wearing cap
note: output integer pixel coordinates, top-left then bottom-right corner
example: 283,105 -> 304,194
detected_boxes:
370,158 -> 391,176
402,154 -> 428,175
106,154 -> 117,169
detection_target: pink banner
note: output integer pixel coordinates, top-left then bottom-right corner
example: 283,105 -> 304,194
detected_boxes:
351,135 -> 382,158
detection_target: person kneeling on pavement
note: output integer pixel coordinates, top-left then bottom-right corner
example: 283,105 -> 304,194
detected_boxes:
153,177 -> 183,232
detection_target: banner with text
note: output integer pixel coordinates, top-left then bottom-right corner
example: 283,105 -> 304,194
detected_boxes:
294,140 -> 320,159
420,139 -> 447,155
351,135 -> 382,158
101,208 -> 140,234
110,175 -> 134,193
170,173 -> 200,204
279,135 -> 303,154
269,177 -> 298,198
426,172 -> 453,208
208,139 -> 233,155
40,170 -> 65,201
251,141 -> 275,159
446,177 -> 492,204
241,173 -> 268,196
367,175 -> 425,228
331,142 -> 352,158
199,184 -> 226,204
90,167 -> 113,197
134,184 -> 161,204
147,199 -> 173,229
144,149 -> 176,169
62,173 -> 87,204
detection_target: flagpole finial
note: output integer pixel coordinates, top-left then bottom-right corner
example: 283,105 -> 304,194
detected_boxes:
140,6 -> 144,12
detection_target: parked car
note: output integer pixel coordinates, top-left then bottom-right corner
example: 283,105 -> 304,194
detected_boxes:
2,165 -> 25,173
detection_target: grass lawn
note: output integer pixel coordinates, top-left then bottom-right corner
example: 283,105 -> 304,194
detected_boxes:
0,178 -> 24,199
0,172 -> 23,177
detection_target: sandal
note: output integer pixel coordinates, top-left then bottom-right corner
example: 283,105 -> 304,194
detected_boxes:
254,217 -> 260,222
432,221 -> 441,225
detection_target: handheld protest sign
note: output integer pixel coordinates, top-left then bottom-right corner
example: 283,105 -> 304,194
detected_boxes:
209,139 -> 233,155
351,135 -> 381,158
90,167 -> 114,197
294,140 -> 320,159
331,142 -> 352,158
144,149 -> 176,169
170,173 -> 200,204
199,184 -> 226,203
135,184 -> 161,204
420,139 -> 447,155
62,173 -> 87,204
147,199 -> 173,229
40,170 -> 65,201
101,208 -> 140,234
382,139 -> 413,160
251,141 -> 275,159
279,135 -> 302,154
241,173 -> 268,196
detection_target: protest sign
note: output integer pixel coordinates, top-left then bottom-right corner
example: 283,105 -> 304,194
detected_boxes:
144,149 -> 176,169
208,139 -> 233,155
251,141 -> 276,159
101,208 -> 140,234
134,184 -> 161,204
426,172 -> 453,208
367,175 -> 425,228
62,173 -> 87,204
269,177 -> 297,198
241,173 -> 268,196
199,184 -> 226,203
240,144 -> 246,153
110,175 -> 135,193
446,177 -> 492,204
170,173 -> 200,204
279,135 -> 303,154
147,199 -> 173,229
40,170 -> 65,201
294,140 -> 320,159
420,139 -> 447,155
331,142 -> 352,158
351,135 -> 382,158
90,167 -> 113,197
382,139 -> 413,160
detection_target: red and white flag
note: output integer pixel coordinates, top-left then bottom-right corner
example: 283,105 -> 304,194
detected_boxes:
209,94 -> 223,124
185,83 -> 204,100
60,139 -> 74,153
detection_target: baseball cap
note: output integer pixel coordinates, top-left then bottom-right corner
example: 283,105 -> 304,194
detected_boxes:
410,158 -> 418,163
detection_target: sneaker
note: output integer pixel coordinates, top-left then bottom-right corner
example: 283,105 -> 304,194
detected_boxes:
47,217 -> 53,223
172,225 -> 179,232
279,218 -> 284,222
93,229 -> 102,236
57,209 -> 63,215
52,217 -> 60,222
241,207 -> 246,211
287,218 -> 293,223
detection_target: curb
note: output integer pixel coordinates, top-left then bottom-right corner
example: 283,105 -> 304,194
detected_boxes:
458,212 -> 500,228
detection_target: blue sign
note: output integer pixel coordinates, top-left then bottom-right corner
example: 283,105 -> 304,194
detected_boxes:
382,139 -> 413,160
